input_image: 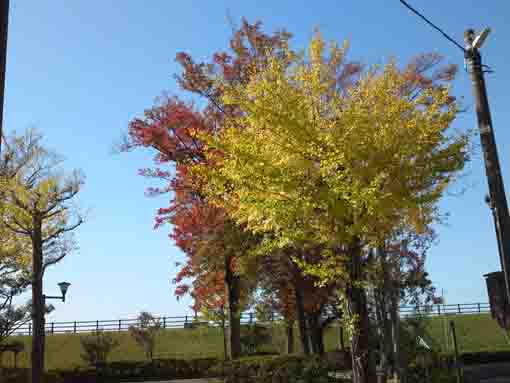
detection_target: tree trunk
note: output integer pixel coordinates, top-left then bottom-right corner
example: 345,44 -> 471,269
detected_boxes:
347,241 -> 377,383
378,246 -> 395,381
31,217 -> 45,383
339,322 -> 345,351
308,312 -> 325,355
222,318 -> 228,361
286,320 -> 295,354
225,255 -> 241,359
374,289 -> 389,383
294,284 -> 311,355
390,288 -> 405,383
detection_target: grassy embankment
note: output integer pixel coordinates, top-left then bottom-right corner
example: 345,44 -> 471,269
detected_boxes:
0,313 -> 508,370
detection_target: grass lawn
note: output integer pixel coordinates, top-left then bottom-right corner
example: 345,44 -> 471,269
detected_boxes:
0,313 -> 508,370
424,313 -> 510,353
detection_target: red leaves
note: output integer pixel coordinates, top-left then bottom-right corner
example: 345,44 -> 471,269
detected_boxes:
127,19 -> 300,313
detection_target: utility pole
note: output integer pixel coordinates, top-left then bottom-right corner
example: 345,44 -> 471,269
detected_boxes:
464,28 -> 510,303
399,0 -> 510,313
0,0 -> 9,154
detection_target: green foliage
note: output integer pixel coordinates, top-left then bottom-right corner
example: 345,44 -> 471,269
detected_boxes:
240,324 -> 272,355
212,354 -> 333,383
128,311 -> 161,360
0,314 -> 506,370
79,330 -> 119,368
0,357 -> 220,383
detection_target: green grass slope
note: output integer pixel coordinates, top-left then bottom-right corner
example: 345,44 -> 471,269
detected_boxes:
0,314 -> 507,370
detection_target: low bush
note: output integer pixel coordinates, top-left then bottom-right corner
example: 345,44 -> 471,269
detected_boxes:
79,330 -> 119,368
240,324 -> 272,355
210,354 -> 333,383
0,357 -> 220,383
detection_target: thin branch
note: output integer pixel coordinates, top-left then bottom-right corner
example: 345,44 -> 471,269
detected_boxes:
41,218 -> 83,244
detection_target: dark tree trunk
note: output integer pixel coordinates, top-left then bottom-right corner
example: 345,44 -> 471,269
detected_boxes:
286,320 -> 295,354
31,217 -> 45,383
225,255 -> 241,359
308,312 -> 325,355
339,323 -> 345,351
377,246 -> 395,382
294,284 -> 311,354
347,241 -> 377,383
222,316 -> 228,361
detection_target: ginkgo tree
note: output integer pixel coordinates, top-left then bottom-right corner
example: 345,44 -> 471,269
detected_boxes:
0,129 -> 85,383
194,31 -> 471,383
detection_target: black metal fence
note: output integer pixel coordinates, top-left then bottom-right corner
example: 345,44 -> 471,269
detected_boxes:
13,302 -> 490,337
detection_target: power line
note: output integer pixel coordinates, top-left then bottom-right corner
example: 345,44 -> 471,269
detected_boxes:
399,0 -> 465,52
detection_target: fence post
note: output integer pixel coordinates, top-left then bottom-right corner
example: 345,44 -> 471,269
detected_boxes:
437,305 -> 441,315
118,319 -> 122,332
271,311 -> 274,322
185,315 -> 188,325
28,323 -> 31,336
74,321 -> 77,334
249,312 -> 253,324
51,322 -> 54,334
458,304 -> 461,314
96,320 -> 99,332
478,303 -> 481,313
450,320 -> 462,383
163,317 -> 166,329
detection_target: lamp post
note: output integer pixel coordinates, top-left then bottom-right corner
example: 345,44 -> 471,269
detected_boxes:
31,282 -> 71,383
44,282 -> 71,303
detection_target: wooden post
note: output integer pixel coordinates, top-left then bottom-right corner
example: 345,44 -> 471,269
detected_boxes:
96,320 -> 99,332
51,322 -> 54,334
478,303 -> 481,313
118,319 -> 122,332
458,304 -> 461,314
28,323 -> 31,336
437,305 -> 441,315
450,320 -> 462,383
249,312 -> 253,324
163,317 -> 166,329
73,321 -> 76,334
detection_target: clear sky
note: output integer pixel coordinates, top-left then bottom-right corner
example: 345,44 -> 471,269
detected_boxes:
4,0 -> 510,323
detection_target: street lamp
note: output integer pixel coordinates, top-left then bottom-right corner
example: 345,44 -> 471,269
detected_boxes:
43,281 -> 71,303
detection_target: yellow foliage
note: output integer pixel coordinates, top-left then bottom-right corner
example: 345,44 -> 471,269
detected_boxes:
194,31 -> 471,282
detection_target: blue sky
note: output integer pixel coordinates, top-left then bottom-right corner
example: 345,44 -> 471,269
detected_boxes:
4,0 -> 510,322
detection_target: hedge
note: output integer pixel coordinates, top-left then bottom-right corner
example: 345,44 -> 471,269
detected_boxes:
0,357 -> 219,383
209,354 -> 334,383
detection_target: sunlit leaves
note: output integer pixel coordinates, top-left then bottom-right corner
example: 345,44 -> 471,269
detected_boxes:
196,31 -> 471,282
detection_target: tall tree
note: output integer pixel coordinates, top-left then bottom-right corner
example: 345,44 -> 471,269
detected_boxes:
124,19 -> 295,359
195,31 -> 470,383
0,129 -> 84,383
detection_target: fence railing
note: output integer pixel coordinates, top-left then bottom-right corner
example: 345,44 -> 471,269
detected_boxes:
13,302 -> 491,337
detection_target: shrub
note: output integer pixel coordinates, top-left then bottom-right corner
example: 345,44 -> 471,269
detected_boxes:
211,354 -> 332,383
52,357 -> 219,382
128,311 -> 161,360
79,330 -> 119,368
0,340 -> 25,368
240,324 -> 272,355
